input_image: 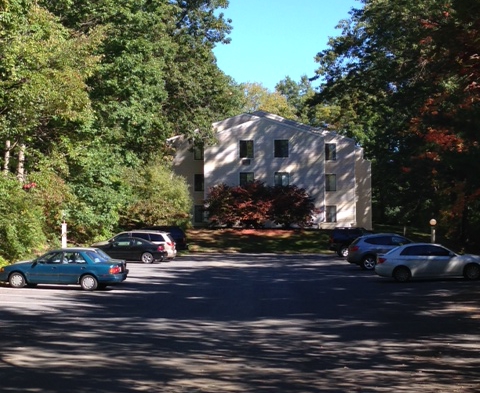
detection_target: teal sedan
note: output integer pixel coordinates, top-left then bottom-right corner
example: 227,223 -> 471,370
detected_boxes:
0,248 -> 128,290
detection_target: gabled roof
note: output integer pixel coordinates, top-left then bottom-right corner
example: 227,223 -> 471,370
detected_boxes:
213,111 -> 348,141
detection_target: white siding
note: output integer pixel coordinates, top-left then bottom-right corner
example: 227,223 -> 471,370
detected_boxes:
172,111 -> 372,229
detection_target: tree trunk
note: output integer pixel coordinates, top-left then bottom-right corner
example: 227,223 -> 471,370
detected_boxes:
3,140 -> 10,175
16,143 -> 26,182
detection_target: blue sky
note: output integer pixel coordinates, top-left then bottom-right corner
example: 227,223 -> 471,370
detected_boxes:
213,0 -> 360,91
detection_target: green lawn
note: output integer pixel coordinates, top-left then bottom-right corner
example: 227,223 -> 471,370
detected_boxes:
185,226 -> 438,254
186,228 -> 335,254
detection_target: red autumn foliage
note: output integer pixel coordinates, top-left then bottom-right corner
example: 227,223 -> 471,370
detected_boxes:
204,181 -> 315,228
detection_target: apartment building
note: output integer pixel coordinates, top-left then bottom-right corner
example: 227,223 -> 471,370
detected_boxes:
172,111 -> 372,229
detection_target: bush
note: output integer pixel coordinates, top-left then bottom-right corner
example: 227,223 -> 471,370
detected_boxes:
0,175 -> 47,261
118,160 -> 192,230
270,185 -> 315,228
204,181 -> 315,228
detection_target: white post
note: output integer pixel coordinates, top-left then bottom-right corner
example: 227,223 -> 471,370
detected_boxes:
61,221 -> 67,248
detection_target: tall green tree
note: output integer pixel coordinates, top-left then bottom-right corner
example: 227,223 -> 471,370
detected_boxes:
311,0 -> 480,245
0,0 -> 103,179
40,0 -> 243,159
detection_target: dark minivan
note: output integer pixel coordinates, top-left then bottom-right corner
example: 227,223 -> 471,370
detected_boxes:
141,226 -> 189,250
329,227 -> 373,257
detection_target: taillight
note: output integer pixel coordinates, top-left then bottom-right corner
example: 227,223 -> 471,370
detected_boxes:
350,246 -> 359,252
377,257 -> 386,264
109,266 -> 121,274
157,245 -> 165,251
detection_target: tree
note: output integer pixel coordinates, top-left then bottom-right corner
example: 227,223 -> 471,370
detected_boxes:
0,174 -> 47,261
0,0 -> 103,180
204,183 -> 238,227
310,0 -> 480,245
119,161 -> 192,229
230,181 -> 272,228
40,0 -> 243,158
203,181 -> 315,229
240,82 -> 297,119
270,185 -> 315,228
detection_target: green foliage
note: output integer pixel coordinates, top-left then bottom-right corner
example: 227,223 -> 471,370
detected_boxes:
0,0 -> 103,167
310,0 -> 480,246
240,82 -> 297,120
204,181 -> 315,229
64,142 -> 132,243
0,174 -> 47,261
118,161 -> 192,230
40,0 -> 242,157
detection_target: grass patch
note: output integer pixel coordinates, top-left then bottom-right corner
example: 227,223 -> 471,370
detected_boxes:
186,228 -> 332,254
186,225 -> 441,254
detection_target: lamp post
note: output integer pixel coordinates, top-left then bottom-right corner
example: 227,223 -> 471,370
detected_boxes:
429,218 -> 437,243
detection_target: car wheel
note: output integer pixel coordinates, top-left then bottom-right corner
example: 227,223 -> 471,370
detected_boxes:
338,246 -> 349,257
9,272 -> 26,288
361,255 -> 376,270
393,266 -> 411,282
463,264 -> 480,280
141,252 -> 154,264
80,274 -> 98,291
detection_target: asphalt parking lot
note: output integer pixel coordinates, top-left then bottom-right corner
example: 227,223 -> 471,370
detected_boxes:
1,253 -> 479,392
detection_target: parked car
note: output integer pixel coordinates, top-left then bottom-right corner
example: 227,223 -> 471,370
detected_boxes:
93,230 -> 177,259
375,243 -> 480,282
93,237 -> 167,263
0,248 -> 128,290
347,233 -> 412,270
140,225 -> 188,250
329,227 -> 373,257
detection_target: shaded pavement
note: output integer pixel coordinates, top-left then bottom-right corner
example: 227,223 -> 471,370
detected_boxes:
0,253 -> 479,392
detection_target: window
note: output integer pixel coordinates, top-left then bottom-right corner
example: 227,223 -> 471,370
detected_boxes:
194,174 -> 204,192
39,251 -> 64,264
193,145 -> 204,160
239,140 -> 254,158
64,252 -> 86,264
274,172 -> 289,186
401,244 -> 451,257
274,139 -> 289,157
325,206 -> 337,222
148,233 -> 167,242
194,205 -> 204,223
239,172 -> 254,186
326,174 -> 336,191
325,143 -> 336,160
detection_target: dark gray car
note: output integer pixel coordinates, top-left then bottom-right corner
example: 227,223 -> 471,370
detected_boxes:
347,233 -> 412,270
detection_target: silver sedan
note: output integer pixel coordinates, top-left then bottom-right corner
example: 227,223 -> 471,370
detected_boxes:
375,243 -> 480,282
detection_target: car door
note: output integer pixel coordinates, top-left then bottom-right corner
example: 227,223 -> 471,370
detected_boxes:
55,251 -> 89,284
26,251 -> 65,283
404,245 -> 453,277
104,239 -> 136,260
424,245 -> 459,276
